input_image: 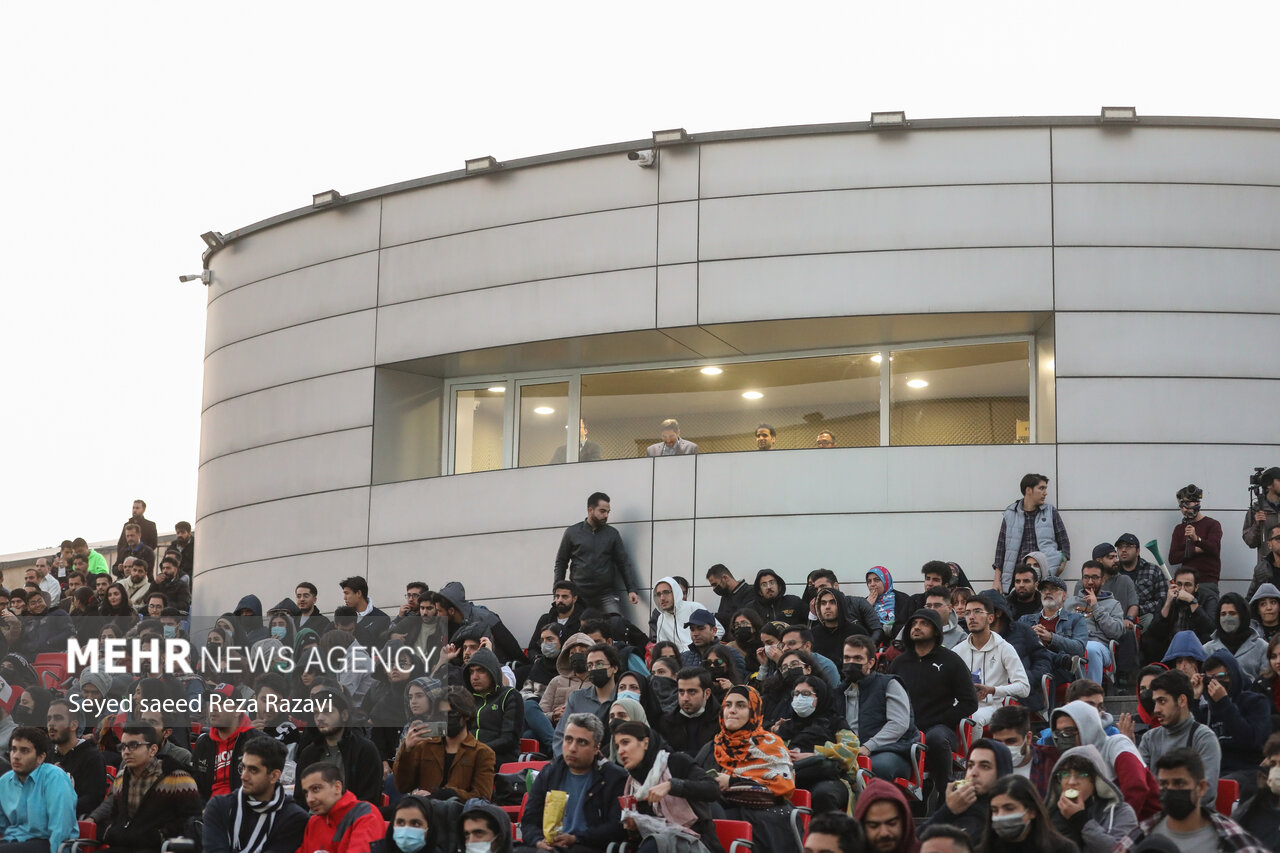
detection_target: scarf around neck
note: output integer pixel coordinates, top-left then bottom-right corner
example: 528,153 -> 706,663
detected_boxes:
231,782 -> 288,853
713,686 -> 794,797
867,567 -> 896,625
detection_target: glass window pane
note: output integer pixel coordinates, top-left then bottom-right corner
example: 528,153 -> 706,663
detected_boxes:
519,382 -> 570,467
454,388 -> 505,473
889,342 -> 1030,446
581,354 -> 880,457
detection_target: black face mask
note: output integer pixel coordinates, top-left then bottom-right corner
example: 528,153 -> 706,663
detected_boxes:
240,613 -> 257,628
11,707 -> 32,725
707,661 -> 727,676
782,668 -> 803,685
445,713 -> 465,738
570,653 -> 588,673
588,669 -> 612,688
842,664 -> 866,683
608,717 -> 626,735
713,585 -> 732,597
1159,788 -> 1197,820
733,627 -> 755,644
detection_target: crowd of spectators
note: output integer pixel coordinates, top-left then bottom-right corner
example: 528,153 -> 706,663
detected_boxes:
2,471 -> 1280,853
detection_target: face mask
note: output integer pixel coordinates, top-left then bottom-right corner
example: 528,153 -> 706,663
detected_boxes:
163,625 -> 177,640
782,668 -> 803,685
1268,767 -> 1280,796
588,669 -> 612,688
12,708 -> 31,725
270,626 -> 286,640
707,661 -> 727,676
791,694 -> 817,718
733,626 -> 755,644
446,714 -> 465,738
842,664 -> 866,684
1159,788 -> 1197,820
713,585 -> 731,597
570,653 -> 588,673
540,641 -> 559,658
617,690 -> 640,704
240,613 -> 257,628
1052,731 -> 1078,752
990,813 -> 1028,840
465,843 -> 492,853
1221,615 -> 1242,633
608,717 -> 627,734
393,826 -> 427,853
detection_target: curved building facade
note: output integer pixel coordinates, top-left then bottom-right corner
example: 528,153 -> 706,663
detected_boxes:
196,115 -> 1280,639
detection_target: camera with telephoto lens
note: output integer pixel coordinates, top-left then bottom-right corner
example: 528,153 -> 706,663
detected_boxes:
1250,467 -> 1267,502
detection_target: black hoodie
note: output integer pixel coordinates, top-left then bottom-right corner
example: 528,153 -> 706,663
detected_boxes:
751,569 -> 806,623
234,595 -> 270,643
888,608 -> 979,731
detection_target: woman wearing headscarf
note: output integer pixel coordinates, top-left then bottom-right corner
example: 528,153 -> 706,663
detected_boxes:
614,720 -> 723,853
365,640 -> 428,765
693,685 -> 800,853
771,675 -> 840,753
14,685 -> 52,728
606,697 -> 667,764
648,656 -> 682,717
370,793 -> 447,853
703,644 -> 742,700
1046,745 -> 1137,853
866,567 -> 911,643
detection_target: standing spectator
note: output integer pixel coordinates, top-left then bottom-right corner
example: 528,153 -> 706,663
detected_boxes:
339,577 -> 391,648
117,499 -> 159,552
167,521 -> 195,577
89,724 -> 203,853
192,685 -> 269,800
754,423 -> 777,450
296,763 -> 385,853
814,431 -> 836,448
150,554 -> 191,612
292,690 -> 383,807
294,582 -> 333,635
751,569 -> 806,623
1247,525 -> 1280,600
705,564 -> 757,632
46,697 -> 106,816
993,473 -> 1070,593
553,492 -> 642,616
954,595 -> 1029,727
1138,670 -> 1222,806
1244,467 -> 1280,561
31,558 -> 60,605
113,523 -> 156,575
1169,484 -> 1224,617
202,737 -> 309,853
550,418 -> 603,464
645,418 -> 698,456
0,726 -> 77,852
528,581 -> 585,653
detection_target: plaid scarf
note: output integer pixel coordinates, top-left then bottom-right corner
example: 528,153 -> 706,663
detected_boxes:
126,758 -> 163,819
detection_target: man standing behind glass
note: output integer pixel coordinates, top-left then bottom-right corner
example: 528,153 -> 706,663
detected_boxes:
554,492 -> 641,615
550,419 -> 603,463
645,418 -> 698,457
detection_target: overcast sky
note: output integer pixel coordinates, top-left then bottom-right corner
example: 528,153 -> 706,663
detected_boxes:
2,1 -> 1275,554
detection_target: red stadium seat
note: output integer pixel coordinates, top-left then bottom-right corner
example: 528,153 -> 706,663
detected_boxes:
714,819 -> 754,853
520,738 -> 540,754
1217,779 -> 1240,816
498,760 -> 548,775
788,788 -> 812,846
894,733 -> 927,801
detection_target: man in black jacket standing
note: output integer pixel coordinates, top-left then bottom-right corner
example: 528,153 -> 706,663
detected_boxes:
554,492 -> 641,616
705,563 -> 757,630
889,608 -> 979,803
117,499 -> 158,553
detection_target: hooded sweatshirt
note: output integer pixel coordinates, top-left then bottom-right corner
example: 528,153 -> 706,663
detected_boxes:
1203,592 -> 1270,682
540,632 -> 592,717
457,801 -> 513,853
751,569 -> 805,623
438,582 -> 526,665
954,621 -> 1029,707
650,575 -> 705,651
1051,701 -> 1160,820
1196,649 -> 1271,773
235,595 -> 270,644
888,609 -> 979,732
922,739 -> 1014,843
193,713 -> 267,799
1161,630 -> 1208,666
464,647 -> 523,766
854,779 -> 920,853
1249,583 -> 1280,641
1046,745 -> 1138,853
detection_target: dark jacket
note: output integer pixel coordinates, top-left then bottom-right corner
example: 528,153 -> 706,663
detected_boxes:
19,606 -> 75,655
292,727 -> 384,807
202,786 -> 309,853
626,748 -> 724,853
711,580 -> 758,632
234,594 -> 271,644
529,601 -> 584,654
118,515 -> 159,553
458,799 -> 513,853
438,582 -> 526,665
921,740 -> 1014,844
773,675 -> 843,752
165,535 -> 195,578
657,694 -> 721,755
49,738 -> 107,816
553,520 -> 642,600
802,587 -> 883,641
1196,649 -> 1272,773
90,754 -> 203,853
150,575 -> 191,612
750,570 -> 806,624
465,647 -> 524,766
888,609 -> 979,731
354,605 -> 392,648
370,795 -> 460,853
983,590 -> 1054,712
191,720 -> 270,800
520,756 -> 628,849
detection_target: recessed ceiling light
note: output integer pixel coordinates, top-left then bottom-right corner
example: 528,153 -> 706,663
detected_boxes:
533,406 -> 555,415
700,366 -> 723,376
487,386 -> 505,393
869,354 -> 893,364
906,379 -> 929,389
742,391 -> 764,400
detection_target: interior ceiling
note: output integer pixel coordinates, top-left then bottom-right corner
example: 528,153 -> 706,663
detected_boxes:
383,312 -> 1049,379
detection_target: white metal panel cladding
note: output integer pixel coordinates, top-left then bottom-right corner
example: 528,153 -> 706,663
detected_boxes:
1054,247 -> 1280,313
1051,126 -> 1280,185
1055,312 -> 1280,379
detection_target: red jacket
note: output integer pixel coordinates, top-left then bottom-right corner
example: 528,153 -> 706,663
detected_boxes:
298,790 -> 384,853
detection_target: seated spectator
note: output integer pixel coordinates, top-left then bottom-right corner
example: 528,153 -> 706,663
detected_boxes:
1046,745 -> 1138,852
724,608 -> 764,672
705,564 -> 757,632
611,720 -> 723,853
752,569 -> 806,624
325,616 -> 375,706
72,539 -> 109,578
1143,569 -> 1215,662
955,595 -> 1029,727
1138,670 -> 1221,806
866,566 -> 912,643
192,683 -> 269,799
362,641 -> 425,764
804,570 -> 883,641
518,623 -> 561,752
294,582 -> 333,636
987,705 -> 1050,782
703,644 -> 741,699
1118,747 -> 1269,853
981,590 -> 1052,714
297,762 -> 386,853
0,726 -> 77,852
138,705 -> 193,769
46,697 -> 106,816
646,656 -> 681,717
658,667 -> 719,757
292,689 -> 383,807
436,582 -> 525,665
1020,575 -> 1088,687
337,576 -> 391,648
1231,732 -> 1280,841
1205,593 -> 1269,682
681,610 -> 746,675
1251,583 -> 1280,643
150,553 -> 191,612
651,576 -> 705,652
1051,700 -> 1160,818
923,587 -> 967,648
842,634 -> 918,783
691,685 -> 799,853
120,559 -> 152,609
1248,635 -> 1280,730
393,685 -> 495,801
854,779 -> 917,853
811,588 -> 865,664
1064,562 -> 1127,684
979,774 -> 1077,853
777,625 -> 841,688
528,581 -> 585,655
371,794 -> 456,853
465,646 -> 524,766
457,800 -> 512,853
68,587 -> 101,642
202,737 -> 308,853
99,583 -> 139,634
541,631 -> 592,729
17,590 -> 74,655
519,713 -> 627,853
922,739 -> 1012,844
89,723 -> 203,853
1005,562 -> 1045,621
919,825 -> 973,853
776,673 -> 841,752
1196,649 -> 1271,786
114,522 -> 156,576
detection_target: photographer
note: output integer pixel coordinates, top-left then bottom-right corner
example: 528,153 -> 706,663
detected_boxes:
1244,467 -> 1280,561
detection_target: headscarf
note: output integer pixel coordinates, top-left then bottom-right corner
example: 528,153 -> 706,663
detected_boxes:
867,567 -> 896,626
608,698 -> 650,763
712,685 -> 795,797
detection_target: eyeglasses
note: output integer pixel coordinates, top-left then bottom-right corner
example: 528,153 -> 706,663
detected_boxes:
1056,769 -> 1093,781
119,741 -> 151,752
1054,728 -> 1079,740
586,662 -> 610,671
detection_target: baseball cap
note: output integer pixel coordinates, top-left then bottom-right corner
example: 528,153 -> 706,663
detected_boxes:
1038,577 -> 1068,592
1115,533 -> 1140,548
1092,542 -> 1117,560
683,609 -> 716,628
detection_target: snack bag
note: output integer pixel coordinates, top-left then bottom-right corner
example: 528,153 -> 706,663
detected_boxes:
543,789 -> 568,842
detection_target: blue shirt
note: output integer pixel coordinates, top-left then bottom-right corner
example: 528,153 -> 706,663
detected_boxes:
556,769 -> 593,837
0,762 -> 78,852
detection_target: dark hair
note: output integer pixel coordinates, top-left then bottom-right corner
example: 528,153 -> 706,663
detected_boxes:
174,521 -> 191,533
780,625 -> 814,645
779,648 -> 816,672
243,737 -> 288,773
552,580 -> 578,595
651,641 -> 682,661
810,812 -> 865,853
1174,566 -> 1199,585
612,720 -> 651,743
987,705 -> 1031,737
147,591 -> 168,606
756,423 -> 775,437
338,576 -> 368,598
981,775 -> 1067,853
843,634 -> 877,658
333,606 -> 357,626
922,560 -> 953,584
60,540 -> 73,550
123,522 -> 140,534
967,595 -> 994,615
300,761 -> 345,786
1011,564 -> 1039,581
1019,473 -> 1049,495
134,499 -> 147,510
675,667 -> 712,690
406,581 -> 428,594
924,587 -> 951,603
1064,679 -> 1104,702
705,563 -> 733,581
445,685 -> 476,720
919,824 -> 973,853
1155,747 -> 1205,783
651,655 -> 682,678
703,644 -> 741,684
672,576 -> 691,595
587,491 -> 610,508
579,618 -> 613,641
122,723 -> 159,746
10,726 -> 52,757
160,552 -> 180,569
1150,670 -> 1194,705
808,568 -> 838,586
586,642 -> 621,670
296,582 -> 318,596
538,623 -> 564,641
1080,560 -> 1104,573
47,698 -> 82,732
72,538 -> 88,548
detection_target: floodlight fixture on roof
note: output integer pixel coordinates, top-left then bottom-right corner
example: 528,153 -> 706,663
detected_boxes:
200,231 -> 224,249
312,189 -> 344,208
465,155 -> 501,174
652,128 -> 689,145
1100,106 -> 1138,122
869,111 -> 908,128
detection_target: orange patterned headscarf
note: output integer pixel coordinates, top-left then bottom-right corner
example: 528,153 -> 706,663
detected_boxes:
713,685 -> 795,797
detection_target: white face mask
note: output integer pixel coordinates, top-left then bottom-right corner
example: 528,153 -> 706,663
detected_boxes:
465,843 -> 492,853
1268,766 -> 1280,796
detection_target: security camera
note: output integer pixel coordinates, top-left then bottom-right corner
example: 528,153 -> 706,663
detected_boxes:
179,272 -> 212,285
627,149 -> 657,167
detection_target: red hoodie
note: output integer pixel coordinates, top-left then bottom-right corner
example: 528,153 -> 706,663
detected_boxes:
208,713 -> 256,797
299,790 -> 385,853
853,778 -> 920,853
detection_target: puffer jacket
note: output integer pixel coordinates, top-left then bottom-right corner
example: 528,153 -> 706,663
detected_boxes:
538,632 -> 591,718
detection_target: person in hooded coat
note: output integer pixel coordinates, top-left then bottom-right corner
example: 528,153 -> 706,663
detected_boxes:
922,738 -> 1013,844
751,569 -> 806,624
854,778 -> 920,853
613,720 -> 723,853
457,799 -> 513,853
1046,744 -> 1138,853
437,582 -> 526,665
539,631 -> 592,727
234,594 -> 271,644
651,576 -> 711,652
464,647 -> 524,766
1195,648 -> 1271,779
265,601 -> 298,648
1231,732 -> 1280,841
1203,592 -> 1269,682
1250,583 -> 1280,643
1051,699 -> 1160,819
370,794 -> 459,853
810,588 -> 865,665
365,640 -> 428,763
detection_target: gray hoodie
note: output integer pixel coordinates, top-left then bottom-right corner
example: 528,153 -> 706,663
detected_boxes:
1047,745 -> 1138,853
1064,588 -> 1126,642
